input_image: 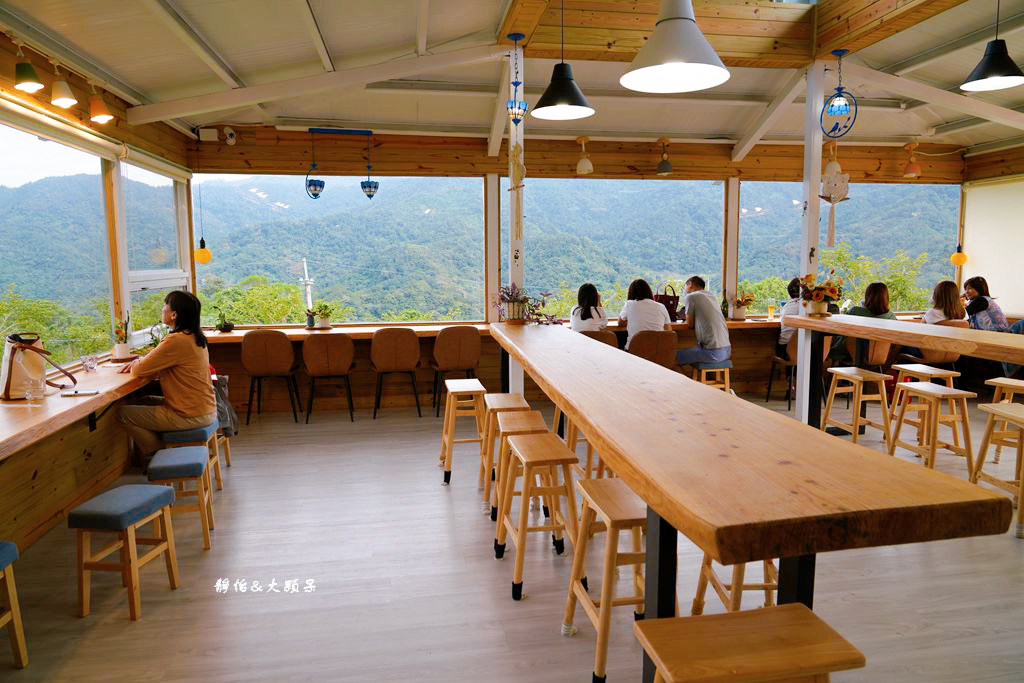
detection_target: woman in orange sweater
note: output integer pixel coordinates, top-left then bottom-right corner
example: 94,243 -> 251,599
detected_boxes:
117,291 -> 216,456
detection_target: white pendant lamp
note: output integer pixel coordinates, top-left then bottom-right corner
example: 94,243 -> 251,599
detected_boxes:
50,64 -> 77,109
620,0 -> 730,93
576,136 -> 593,175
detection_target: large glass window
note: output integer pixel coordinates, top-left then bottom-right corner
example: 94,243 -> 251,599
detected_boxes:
738,182 -> 960,312
500,178 -> 724,317
0,123 -> 112,363
192,174 -> 485,324
123,163 -> 179,271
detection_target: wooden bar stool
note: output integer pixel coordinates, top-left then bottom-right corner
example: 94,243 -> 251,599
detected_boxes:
821,366 -> 893,446
68,485 -> 180,621
438,378 -> 486,485
694,360 -> 732,392
985,377 -> 1024,464
889,381 -> 976,473
972,402 -> 1024,538
147,447 -> 215,550
634,603 -> 865,683
562,479 -> 645,683
495,433 -> 580,601
429,326 -> 481,417
478,393 -> 531,512
489,409 -> 549,524
691,555 -> 777,616
891,363 -> 965,457
0,541 -> 27,668
552,405 -> 603,479
162,420 -> 224,493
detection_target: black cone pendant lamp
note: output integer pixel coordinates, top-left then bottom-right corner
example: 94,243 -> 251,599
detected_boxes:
961,0 -> 1024,92
531,0 -> 594,120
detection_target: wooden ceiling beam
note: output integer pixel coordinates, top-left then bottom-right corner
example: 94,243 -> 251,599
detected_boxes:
498,0 -> 549,45
815,0 -> 970,58
732,67 -> 806,162
296,0 -> 334,72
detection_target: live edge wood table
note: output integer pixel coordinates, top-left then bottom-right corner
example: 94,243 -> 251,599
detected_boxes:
787,314 -> 1024,428
488,322 -> 1011,682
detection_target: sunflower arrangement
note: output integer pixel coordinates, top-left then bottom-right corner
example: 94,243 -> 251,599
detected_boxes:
733,291 -> 755,308
799,272 -> 843,305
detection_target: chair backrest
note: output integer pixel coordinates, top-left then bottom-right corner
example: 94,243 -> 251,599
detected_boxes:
782,334 -> 832,365
241,329 -> 295,376
432,326 -> 481,371
302,333 -> 355,377
920,319 -> 969,364
580,329 -> 618,347
845,337 -> 892,367
628,330 -> 678,368
371,327 -> 420,372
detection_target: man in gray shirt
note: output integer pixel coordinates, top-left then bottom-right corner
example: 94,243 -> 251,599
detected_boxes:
676,275 -> 732,366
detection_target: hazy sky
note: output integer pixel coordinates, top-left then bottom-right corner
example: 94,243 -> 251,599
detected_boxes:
0,123 -> 252,188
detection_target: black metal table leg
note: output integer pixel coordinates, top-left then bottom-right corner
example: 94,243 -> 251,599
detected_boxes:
808,331 -> 824,428
642,507 -> 677,682
777,554 -> 816,609
500,349 -> 509,393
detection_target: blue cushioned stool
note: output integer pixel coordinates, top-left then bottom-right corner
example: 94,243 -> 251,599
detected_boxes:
161,419 -> 227,493
68,485 -> 180,620
148,447 -> 215,550
0,541 -> 28,668
694,359 -> 732,392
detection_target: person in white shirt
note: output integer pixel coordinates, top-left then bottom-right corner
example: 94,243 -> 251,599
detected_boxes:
570,283 -> 608,332
676,275 -> 731,366
924,280 -> 966,324
777,277 -> 803,359
617,278 -> 672,349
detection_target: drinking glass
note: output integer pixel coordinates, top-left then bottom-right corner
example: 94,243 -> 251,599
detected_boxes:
767,305 -> 775,320
23,377 -> 46,401
81,355 -> 98,373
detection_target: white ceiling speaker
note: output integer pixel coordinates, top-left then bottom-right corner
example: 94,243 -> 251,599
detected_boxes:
620,0 -> 730,94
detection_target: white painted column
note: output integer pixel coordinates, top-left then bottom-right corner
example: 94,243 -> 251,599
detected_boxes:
484,174 -> 500,322
722,177 -> 740,316
506,43 -> 526,392
795,62 -> 825,424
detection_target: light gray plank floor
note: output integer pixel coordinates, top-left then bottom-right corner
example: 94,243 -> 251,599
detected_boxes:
2,395 -> 1022,682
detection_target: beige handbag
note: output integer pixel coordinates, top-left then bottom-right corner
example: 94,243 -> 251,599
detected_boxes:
1,333 -> 77,400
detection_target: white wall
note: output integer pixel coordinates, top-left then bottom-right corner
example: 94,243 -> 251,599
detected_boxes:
963,178 -> 1024,315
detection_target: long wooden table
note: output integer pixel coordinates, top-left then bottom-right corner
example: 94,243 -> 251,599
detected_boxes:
787,315 -> 1024,427
489,322 -> 1011,681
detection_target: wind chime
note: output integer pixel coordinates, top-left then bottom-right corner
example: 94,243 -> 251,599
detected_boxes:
819,50 -> 857,247
506,33 -> 528,125
819,141 -> 849,247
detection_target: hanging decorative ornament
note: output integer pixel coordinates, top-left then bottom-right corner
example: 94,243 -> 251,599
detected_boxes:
193,172 -> 213,265
361,132 -> 379,199
505,33 -> 529,125
576,136 -> 593,175
305,131 -> 324,199
818,141 -> 849,247
820,50 -> 858,139
950,244 -> 968,267
656,138 -> 673,176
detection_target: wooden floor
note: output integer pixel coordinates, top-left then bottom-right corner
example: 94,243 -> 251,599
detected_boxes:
3,394 -> 1023,681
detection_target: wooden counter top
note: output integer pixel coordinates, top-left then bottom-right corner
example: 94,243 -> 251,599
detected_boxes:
0,366 -> 147,461
788,314 -> 1024,364
203,319 -> 780,344
490,322 -> 1010,566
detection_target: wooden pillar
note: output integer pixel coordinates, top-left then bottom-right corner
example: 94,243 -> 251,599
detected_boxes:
795,62 -> 824,425
722,177 -> 740,316
484,174 -> 500,322
507,42 -> 525,393
102,158 -> 129,325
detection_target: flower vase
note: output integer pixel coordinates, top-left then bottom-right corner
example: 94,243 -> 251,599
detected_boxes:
808,300 -> 829,316
112,343 -> 131,359
731,306 -> 747,320
305,313 -> 316,329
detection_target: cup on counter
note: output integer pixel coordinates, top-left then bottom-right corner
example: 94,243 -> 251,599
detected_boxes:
80,355 -> 98,373
23,376 -> 47,401
766,305 -> 775,320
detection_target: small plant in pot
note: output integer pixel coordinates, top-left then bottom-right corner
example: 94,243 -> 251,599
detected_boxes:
112,315 -> 131,359
309,300 -> 334,329
731,291 -> 754,320
215,309 -> 235,333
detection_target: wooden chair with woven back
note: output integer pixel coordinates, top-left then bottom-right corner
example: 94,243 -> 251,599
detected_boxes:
370,327 -> 422,418
302,333 -> 356,423
429,326 -> 481,417
627,330 -> 678,368
241,329 -> 303,424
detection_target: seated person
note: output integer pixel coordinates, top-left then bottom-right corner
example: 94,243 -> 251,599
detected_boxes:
830,282 -> 896,362
570,283 -> 607,332
963,276 -> 1009,331
776,277 -> 802,359
117,291 -> 217,458
617,278 -> 672,350
676,275 -> 731,366
924,280 -> 966,324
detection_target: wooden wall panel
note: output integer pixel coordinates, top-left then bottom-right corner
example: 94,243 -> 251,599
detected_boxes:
964,146 -> 1024,182
0,34 -> 189,167
192,128 -> 964,184
0,413 -> 131,551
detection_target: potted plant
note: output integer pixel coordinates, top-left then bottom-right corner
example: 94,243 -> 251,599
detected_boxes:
112,315 -> 131,359
496,284 -> 532,324
732,292 -> 755,320
309,300 -> 334,329
215,309 -> 235,333
799,272 -> 843,316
